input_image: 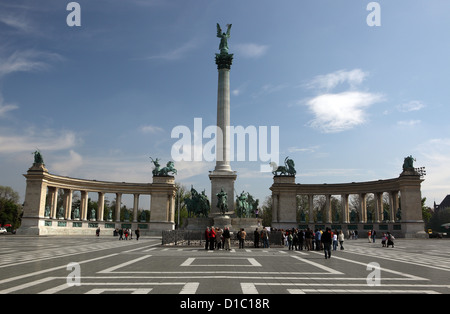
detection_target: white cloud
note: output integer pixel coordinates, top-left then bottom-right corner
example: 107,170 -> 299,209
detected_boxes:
306,69 -> 368,91
143,39 -> 198,61
0,50 -> 63,77
305,91 -> 384,133
234,43 -> 268,58
0,93 -> 18,117
397,101 -> 425,112
51,150 -> 83,175
0,130 -> 78,153
397,120 -> 421,126
140,125 -> 164,134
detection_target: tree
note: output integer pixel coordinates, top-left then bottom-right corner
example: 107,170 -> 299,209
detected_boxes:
175,183 -> 190,228
422,197 -> 432,223
260,196 -> 272,227
0,186 -> 22,230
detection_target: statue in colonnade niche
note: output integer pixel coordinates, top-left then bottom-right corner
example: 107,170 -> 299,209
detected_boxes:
44,205 -> 50,217
73,207 -> 80,220
90,208 -> 96,221
57,206 -> 64,219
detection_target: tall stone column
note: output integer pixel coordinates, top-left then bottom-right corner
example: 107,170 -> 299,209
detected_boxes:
98,192 -> 105,221
133,194 -> 139,222
64,189 -> 73,220
81,191 -> 88,221
341,194 -> 349,223
209,49 -> 237,216
115,193 -> 122,222
308,194 -> 314,224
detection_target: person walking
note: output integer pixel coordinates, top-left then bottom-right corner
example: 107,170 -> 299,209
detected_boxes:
322,227 -> 332,259
118,228 -> 123,240
338,230 -> 345,250
135,228 -> 140,241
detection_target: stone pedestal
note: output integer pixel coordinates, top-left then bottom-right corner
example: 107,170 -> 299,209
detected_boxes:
209,171 -> 237,216
213,215 -> 232,229
270,175 -> 297,230
150,176 -> 176,232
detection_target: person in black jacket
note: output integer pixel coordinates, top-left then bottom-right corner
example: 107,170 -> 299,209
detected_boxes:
322,227 -> 332,259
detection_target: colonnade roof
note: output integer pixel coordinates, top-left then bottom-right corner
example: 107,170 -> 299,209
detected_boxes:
271,174 -> 423,195
24,170 -> 176,195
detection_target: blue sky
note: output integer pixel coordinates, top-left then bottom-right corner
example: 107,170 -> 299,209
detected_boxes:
1,0 -> 450,208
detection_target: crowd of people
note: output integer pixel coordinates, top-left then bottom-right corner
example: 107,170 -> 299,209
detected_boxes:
204,226 -> 271,251
281,227 -> 396,258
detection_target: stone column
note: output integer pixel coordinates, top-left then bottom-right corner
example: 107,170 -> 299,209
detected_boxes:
341,194 -> 349,223
209,51 -> 236,217
80,191 -> 88,221
308,194 -> 314,224
50,187 -> 59,219
374,192 -> 382,223
389,191 -> 398,223
64,189 -> 73,220
115,193 -> 122,222
98,192 -> 105,221
359,193 -> 367,223
133,194 -> 139,222
325,194 -> 332,223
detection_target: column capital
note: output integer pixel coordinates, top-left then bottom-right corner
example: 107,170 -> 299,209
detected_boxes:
215,53 -> 233,70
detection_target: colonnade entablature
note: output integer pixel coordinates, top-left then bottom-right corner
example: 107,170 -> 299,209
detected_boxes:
18,163 -> 176,236
270,169 -> 426,238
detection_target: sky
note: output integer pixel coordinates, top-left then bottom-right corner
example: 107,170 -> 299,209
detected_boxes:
1,0 -> 450,209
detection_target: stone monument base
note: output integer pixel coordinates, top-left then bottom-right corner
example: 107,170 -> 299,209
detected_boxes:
213,215 -> 232,229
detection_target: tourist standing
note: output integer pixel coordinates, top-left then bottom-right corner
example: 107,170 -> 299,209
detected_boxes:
209,226 -> 216,250
118,228 -> 123,240
322,227 -> 332,259
298,229 -> 304,250
223,227 -> 231,251
371,229 -> 377,243
239,228 -> 246,249
204,227 -> 210,250
96,227 -> 100,237
254,228 -> 260,248
216,227 -> 223,250
367,230 -> 372,243
332,231 -> 338,251
261,227 -> 269,248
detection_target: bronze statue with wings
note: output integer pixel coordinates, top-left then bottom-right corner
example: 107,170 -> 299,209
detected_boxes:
217,23 -> 232,54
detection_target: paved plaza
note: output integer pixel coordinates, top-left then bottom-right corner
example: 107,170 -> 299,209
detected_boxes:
0,235 -> 449,295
